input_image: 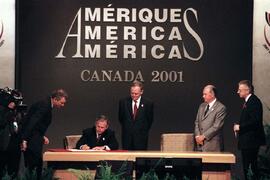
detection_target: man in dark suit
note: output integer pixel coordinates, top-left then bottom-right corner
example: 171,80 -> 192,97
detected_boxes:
0,99 -> 18,177
21,89 -> 68,179
118,80 -> 154,150
76,115 -> 118,150
194,85 -> 226,152
234,80 -> 266,179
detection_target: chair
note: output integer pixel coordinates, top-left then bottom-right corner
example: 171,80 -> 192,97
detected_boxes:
64,135 -> 82,149
160,133 -> 194,151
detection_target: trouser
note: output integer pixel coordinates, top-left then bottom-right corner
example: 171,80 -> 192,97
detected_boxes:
24,149 -> 43,180
0,136 -> 21,178
241,148 -> 259,180
0,150 -> 21,178
0,150 -> 8,177
122,133 -> 148,150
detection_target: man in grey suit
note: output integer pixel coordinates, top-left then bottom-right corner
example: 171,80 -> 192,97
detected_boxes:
194,85 -> 227,152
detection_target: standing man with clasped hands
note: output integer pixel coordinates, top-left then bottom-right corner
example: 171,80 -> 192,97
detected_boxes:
233,80 -> 265,179
118,80 -> 154,150
194,85 -> 227,152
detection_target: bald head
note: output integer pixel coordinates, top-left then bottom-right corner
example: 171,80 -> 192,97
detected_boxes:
202,85 -> 217,103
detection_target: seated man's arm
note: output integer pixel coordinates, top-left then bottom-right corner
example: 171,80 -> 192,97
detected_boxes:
80,144 -> 90,150
107,130 -> 119,150
76,129 -> 90,149
92,130 -> 119,150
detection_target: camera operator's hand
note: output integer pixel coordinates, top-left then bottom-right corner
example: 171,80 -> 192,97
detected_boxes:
8,102 -> 16,109
21,140 -> 27,151
43,136 -> 49,145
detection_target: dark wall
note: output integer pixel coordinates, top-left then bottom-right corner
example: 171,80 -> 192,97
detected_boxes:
17,0 -> 253,152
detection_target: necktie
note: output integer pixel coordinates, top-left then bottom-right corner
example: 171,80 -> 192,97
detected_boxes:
204,104 -> 209,116
97,134 -> 101,141
242,102 -> 246,109
133,100 -> 138,120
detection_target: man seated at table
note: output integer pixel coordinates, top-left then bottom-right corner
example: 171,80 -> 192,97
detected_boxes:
76,115 -> 119,150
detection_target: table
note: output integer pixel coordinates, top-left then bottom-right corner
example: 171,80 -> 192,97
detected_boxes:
43,150 -> 235,180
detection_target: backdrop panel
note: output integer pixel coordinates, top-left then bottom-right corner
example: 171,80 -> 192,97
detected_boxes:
18,0 -> 253,151
253,0 -> 270,124
0,0 -> 15,88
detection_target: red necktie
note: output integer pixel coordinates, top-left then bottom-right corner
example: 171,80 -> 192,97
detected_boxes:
133,100 -> 138,120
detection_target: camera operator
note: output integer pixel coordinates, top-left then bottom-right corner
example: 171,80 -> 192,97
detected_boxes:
0,93 -> 20,177
0,88 -> 25,178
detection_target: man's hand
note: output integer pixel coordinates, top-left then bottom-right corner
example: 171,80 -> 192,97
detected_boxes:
80,144 -> 90,150
233,124 -> 240,137
21,140 -> 27,151
8,102 -> 16,109
43,136 -> 49,145
195,135 -> 205,145
233,124 -> 240,131
92,146 -> 106,150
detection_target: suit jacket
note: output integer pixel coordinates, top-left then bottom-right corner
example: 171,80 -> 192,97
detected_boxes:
194,100 -> 226,152
21,97 -> 52,155
118,96 -> 154,150
238,94 -> 266,149
0,105 -> 11,151
76,127 -> 119,150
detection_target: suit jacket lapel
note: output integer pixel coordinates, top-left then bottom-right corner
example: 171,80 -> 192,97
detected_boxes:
127,98 -> 133,119
135,97 -> 143,120
201,103 -> 208,120
245,94 -> 254,107
203,101 -> 218,120
240,95 -> 252,121
133,97 -> 145,120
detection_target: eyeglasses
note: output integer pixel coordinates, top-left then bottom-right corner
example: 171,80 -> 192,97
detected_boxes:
238,88 -> 249,92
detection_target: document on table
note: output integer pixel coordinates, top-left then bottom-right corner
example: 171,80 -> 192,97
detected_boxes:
68,149 -> 105,152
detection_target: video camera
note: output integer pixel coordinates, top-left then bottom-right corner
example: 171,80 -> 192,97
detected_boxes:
0,87 -> 27,133
0,87 -> 26,110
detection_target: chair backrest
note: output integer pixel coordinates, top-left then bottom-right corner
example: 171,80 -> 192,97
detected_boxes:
64,135 -> 82,149
160,133 -> 194,151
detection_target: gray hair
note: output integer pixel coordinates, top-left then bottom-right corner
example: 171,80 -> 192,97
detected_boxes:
239,80 -> 254,93
131,80 -> 144,91
204,85 -> 217,96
